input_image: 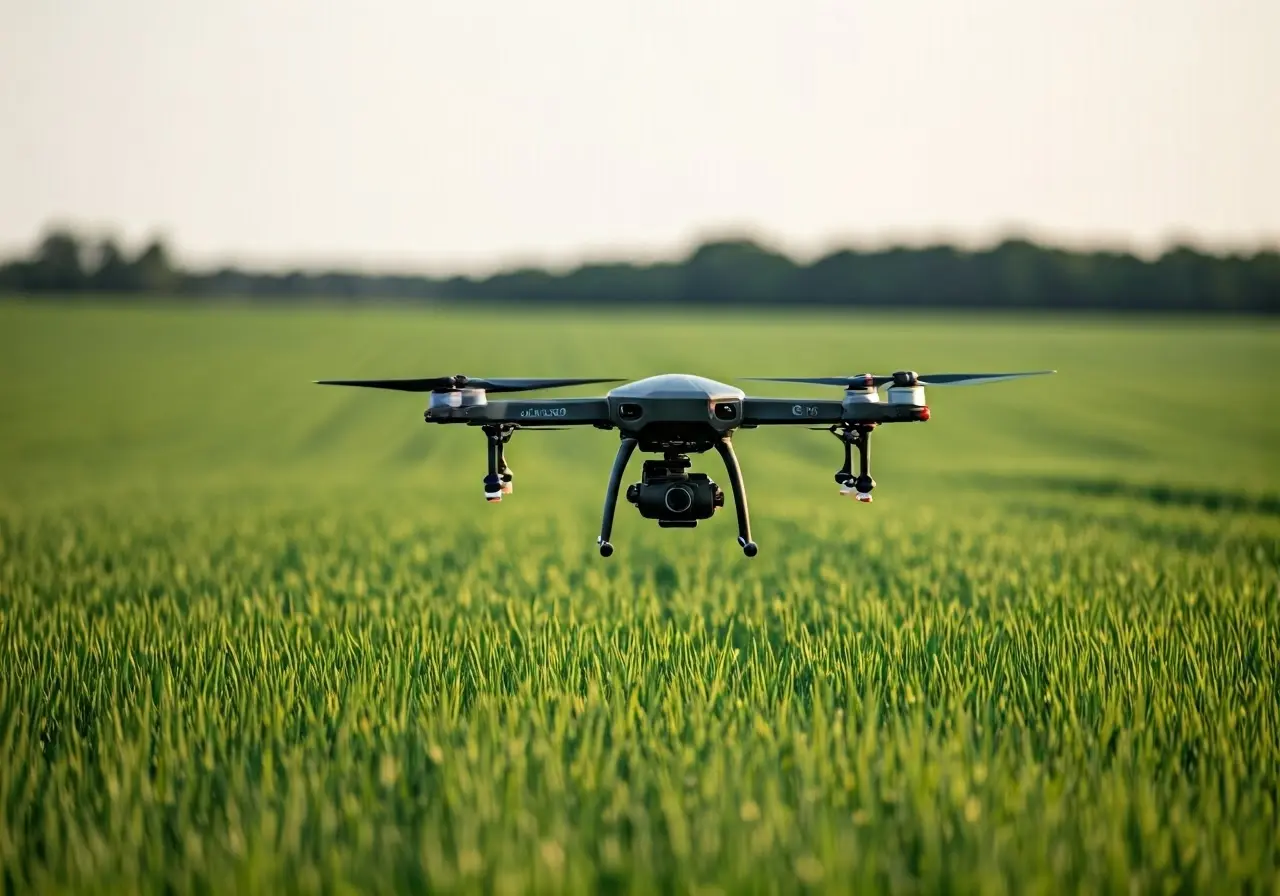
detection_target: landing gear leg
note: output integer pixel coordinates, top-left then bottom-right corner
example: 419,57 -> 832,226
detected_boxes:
715,437 -> 758,557
834,432 -> 854,487
496,437 -> 514,494
482,426 -> 505,502
831,425 -> 876,502
597,437 -> 638,557
848,425 -> 876,502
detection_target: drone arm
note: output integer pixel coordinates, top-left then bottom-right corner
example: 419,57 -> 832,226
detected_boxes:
483,433 -> 502,500
740,398 -> 846,426
741,397 -> 927,426
428,398 -> 612,427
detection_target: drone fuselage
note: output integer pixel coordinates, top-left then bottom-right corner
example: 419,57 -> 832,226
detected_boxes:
607,374 -> 743,453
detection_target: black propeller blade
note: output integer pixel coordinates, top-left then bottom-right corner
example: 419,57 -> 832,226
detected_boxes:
746,370 -> 1055,388
915,371 -> 1056,385
746,375 -> 895,388
314,375 -> 623,393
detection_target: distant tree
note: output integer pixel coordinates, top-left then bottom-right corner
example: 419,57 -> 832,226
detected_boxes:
1250,252 -> 1280,313
26,229 -> 86,291
800,249 -> 865,305
133,237 -> 179,293
681,238 -> 797,303
86,237 -> 137,292
0,260 -> 28,291
478,267 -> 561,301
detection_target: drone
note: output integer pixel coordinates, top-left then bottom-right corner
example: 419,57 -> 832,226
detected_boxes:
316,370 -> 1053,557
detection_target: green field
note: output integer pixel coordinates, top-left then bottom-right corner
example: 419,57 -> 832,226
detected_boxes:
1,301 -> 1277,893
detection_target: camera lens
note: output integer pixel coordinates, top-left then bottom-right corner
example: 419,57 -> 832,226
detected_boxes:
713,402 -> 737,421
619,403 -> 643,421
664,484 -> 694,514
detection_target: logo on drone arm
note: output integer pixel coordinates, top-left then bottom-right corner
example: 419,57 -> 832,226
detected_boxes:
519,406 -> 568,419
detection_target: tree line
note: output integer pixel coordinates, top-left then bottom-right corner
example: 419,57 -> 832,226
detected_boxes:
2,225 -> 1277,312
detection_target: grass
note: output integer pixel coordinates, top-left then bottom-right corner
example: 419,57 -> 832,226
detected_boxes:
0,300 -> 1277,893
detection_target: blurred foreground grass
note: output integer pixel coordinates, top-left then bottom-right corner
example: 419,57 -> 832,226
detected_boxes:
1,301 -> 1277,893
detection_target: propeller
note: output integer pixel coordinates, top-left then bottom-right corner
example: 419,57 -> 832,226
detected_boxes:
745,370 -> 1055,389
314,375 -> 623,393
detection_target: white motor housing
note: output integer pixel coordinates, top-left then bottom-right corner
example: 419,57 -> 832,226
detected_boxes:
841,388 -> 881,414
886,384 -> 927,406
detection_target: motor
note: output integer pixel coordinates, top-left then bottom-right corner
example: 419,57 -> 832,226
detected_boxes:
626,455 -> 724,526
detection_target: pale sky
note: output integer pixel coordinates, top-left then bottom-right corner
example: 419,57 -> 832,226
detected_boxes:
2,0 -> 1277,273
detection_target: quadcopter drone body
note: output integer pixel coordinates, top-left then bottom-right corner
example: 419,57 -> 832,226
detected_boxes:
316,370 -> 1053,557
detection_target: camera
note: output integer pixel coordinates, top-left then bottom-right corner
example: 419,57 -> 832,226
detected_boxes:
712,401 -> 738,421
626,456 -> 724,527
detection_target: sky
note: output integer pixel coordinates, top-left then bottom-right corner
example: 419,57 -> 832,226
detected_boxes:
2,0 -> 1277,273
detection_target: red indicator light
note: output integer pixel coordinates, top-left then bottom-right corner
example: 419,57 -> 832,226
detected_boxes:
919,406 -> 931,421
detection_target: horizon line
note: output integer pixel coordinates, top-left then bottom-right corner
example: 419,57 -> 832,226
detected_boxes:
4,220 -> 1279,278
